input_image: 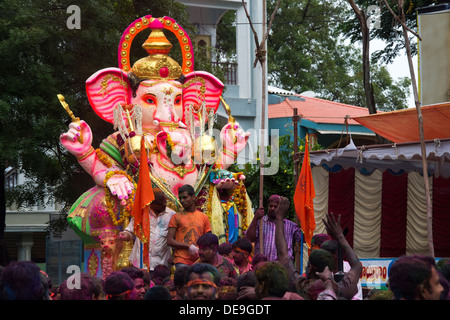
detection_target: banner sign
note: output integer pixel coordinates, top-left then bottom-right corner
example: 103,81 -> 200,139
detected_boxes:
359,257 -> 445,289
359,258 -> 396,289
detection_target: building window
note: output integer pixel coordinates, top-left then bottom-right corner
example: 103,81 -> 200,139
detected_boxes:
5,170 -> 18,189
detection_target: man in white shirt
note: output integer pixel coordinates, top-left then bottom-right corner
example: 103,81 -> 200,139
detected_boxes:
119,189 -> 176,272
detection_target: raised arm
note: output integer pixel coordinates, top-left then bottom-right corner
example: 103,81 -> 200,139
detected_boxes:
275,197 -> 296,275
60,120 -> 106,185
245,207 -> 264,242
322,213 -> 360,271
322,212 -> 362,299
60,123 -> 133,205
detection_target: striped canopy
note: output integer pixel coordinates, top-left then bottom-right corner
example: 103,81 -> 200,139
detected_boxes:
308,138 -> 450,258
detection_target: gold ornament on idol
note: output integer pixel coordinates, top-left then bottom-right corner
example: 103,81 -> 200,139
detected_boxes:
131,28 -> 182,80
118,16 -> 194,75
58,94 -> 84,143
220,96 -> 237,144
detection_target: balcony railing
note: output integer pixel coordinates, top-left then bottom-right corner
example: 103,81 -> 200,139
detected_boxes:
212,61 -> 237,85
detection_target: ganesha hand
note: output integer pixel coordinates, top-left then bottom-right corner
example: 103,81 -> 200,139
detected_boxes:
216,174 -> 244,189
220,121 -> 251,154
106,174 -> 135,206
219,122 -> 250,168
60,120 -> 94,159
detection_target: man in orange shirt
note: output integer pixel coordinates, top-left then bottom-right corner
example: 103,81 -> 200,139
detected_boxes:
167,184 -> 211,269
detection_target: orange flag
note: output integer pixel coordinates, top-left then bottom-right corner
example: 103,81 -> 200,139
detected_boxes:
131,136 -> 154,269
294,135 -> 316,249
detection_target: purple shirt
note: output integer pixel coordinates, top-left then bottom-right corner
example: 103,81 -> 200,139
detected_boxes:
254,216 -> 302,261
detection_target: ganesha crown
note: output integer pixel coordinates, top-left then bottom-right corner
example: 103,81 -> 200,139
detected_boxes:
131,28 -> 182,80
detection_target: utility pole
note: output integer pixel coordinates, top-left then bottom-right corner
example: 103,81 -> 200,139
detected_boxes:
259,0 -> 267,209
241,0 -> 281,253
381,0 -> 433,257
293,108 -> 301,271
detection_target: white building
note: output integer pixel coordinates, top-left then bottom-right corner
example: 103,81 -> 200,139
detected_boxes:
179,0 -> 267,164
5,167 -> 65,268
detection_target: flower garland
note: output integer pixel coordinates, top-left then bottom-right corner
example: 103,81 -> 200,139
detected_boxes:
165,133 -> 175,159
103,170 -> 136,226
200,171 -> 249,233
96,149 -> 113,168
232,181 -> 249,231
205,184 -> 215,221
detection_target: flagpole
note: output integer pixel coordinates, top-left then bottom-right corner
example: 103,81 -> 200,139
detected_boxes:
300,231 -> 304,274
293,108 -> 301,272
258,0 -> 268,255
140,240 -> 143,269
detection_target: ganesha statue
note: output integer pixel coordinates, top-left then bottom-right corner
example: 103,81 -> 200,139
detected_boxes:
60,15 -> 254,274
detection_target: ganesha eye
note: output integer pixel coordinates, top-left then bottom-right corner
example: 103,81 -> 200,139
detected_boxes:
174,95 -> 182,104
144,95 -> 156,104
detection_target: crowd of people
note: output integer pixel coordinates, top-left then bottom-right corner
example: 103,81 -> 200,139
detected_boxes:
0,185 -> 448,300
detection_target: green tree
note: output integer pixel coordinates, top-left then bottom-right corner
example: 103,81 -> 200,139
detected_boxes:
370,66 -> 411,111
266,0 -> 344,93
316,46 -> 411,111
1,0 -> 117,263
342,0 -> 440,64
215,9 -> 237,62
264,0 -> 411,111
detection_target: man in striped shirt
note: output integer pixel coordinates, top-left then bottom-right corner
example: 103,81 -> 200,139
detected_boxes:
246,195 -> 302,262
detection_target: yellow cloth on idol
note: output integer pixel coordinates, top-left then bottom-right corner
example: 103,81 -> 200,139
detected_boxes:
208,187 -> 254,244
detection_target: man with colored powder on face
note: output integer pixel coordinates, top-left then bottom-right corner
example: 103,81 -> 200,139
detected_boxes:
184,263 -> 221,300
120,267 -> 147,300
232,237 -> 253,276
388,254 -> 444,300
195,233 -> 238,280
246,194 -> 302,262
104,271 -> 140,300
167,184 -> 212,269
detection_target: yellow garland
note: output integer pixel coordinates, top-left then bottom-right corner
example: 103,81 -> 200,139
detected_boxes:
232,181 -> 249,231
167,134 -> 175,149
205,184 -> 215,221
103,170 -> 136,226
203,180 -> 249,233
96,149 -> 113,168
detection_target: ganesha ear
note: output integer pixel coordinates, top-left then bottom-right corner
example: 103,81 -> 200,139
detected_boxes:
182,71 -> 224,117
86,67 -> 132,124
